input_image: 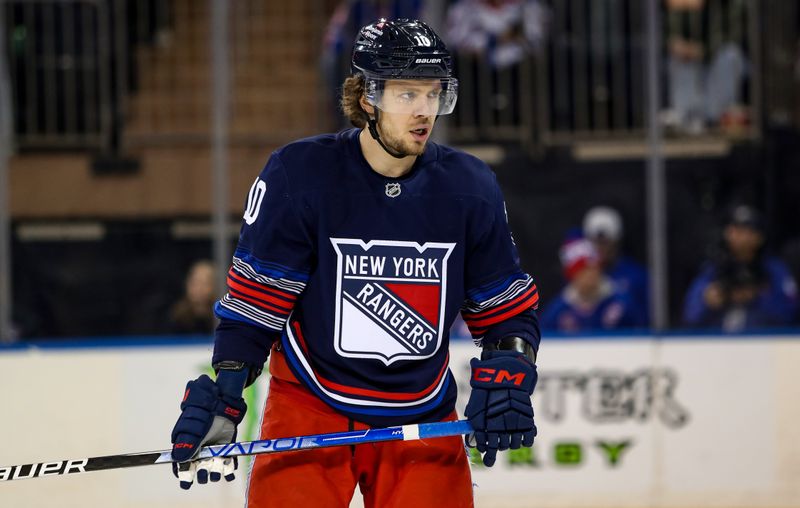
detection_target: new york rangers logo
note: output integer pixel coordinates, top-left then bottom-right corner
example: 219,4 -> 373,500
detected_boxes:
330,238 -> 455,365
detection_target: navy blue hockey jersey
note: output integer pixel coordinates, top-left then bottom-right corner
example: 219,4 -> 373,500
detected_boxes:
213,128 -> 540,426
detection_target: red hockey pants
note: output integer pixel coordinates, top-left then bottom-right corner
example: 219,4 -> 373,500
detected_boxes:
245,350 -> 474,508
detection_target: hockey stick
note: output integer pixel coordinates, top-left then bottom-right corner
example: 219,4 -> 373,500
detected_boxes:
0,419 -> 473,482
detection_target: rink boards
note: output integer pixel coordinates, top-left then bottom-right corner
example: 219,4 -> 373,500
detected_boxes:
0,334 -> 799,508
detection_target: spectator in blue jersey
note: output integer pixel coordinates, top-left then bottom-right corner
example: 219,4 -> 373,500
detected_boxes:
682,205 -> 798,332
583,206 -> 650,326
169,19 -> 540,507
540,234 -> 641,333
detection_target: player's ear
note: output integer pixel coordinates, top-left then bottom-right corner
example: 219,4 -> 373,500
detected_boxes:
359,95 -> 375,116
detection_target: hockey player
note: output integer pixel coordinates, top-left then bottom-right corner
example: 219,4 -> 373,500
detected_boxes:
169,19 -> 541,507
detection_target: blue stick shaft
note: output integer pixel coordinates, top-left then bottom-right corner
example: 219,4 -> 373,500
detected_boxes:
172,419 -> 473,463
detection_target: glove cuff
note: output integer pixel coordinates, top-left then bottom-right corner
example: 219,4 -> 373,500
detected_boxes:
215,368 -> 248,399
480,349 -> 535,368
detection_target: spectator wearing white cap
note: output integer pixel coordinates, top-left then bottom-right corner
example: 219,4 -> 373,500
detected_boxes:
582,206 -> 650,327
540,233 -> 642,333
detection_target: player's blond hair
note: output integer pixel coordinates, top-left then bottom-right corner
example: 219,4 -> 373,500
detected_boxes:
340,75 -> 369,128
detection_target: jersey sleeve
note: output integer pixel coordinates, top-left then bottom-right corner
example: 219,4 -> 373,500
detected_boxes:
212,153 -> 314,365
460,175 -> 541,349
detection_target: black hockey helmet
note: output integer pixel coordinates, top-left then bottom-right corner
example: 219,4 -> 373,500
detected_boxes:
351,18 -> 454,80
350,19 -> 458,159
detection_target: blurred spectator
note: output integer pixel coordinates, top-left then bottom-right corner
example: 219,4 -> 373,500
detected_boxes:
540,234 -> 642,332
583,206 -> 649,326
662,0 -> 748,135
682,205 -> 798,332
445,0 -> 549,69
168,260 -> 217,334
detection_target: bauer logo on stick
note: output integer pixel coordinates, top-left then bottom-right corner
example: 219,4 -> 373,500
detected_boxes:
330,238 -> 455,365
0,459 -> 87,481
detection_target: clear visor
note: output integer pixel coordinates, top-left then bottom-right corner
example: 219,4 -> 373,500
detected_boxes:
365,77 -> 459,116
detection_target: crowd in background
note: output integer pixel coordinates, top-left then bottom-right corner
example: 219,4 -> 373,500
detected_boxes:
5,0 -> 800,339
540,204 -> 798,334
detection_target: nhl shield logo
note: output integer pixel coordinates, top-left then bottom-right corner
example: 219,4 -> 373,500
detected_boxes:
330,238 -> 455,365
385,183 -> 401,198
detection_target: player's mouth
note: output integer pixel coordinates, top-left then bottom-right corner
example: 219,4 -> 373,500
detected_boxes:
409,126 -> 430,142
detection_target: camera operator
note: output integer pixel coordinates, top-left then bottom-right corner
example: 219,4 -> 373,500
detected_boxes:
682,205 -> 798,332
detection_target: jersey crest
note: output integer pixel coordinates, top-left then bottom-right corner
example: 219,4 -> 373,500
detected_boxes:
330,238 -> 455,365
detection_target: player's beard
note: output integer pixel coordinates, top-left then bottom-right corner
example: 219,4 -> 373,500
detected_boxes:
377,114 -> 431,157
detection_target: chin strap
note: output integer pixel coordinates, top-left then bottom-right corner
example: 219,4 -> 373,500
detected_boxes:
367,109 -> 408,159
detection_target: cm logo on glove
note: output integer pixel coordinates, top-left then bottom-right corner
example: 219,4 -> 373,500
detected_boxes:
472,368 -> 527,386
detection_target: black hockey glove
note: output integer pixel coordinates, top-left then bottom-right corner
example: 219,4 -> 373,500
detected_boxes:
464,350 -> 537,467
170,372 -> 247,489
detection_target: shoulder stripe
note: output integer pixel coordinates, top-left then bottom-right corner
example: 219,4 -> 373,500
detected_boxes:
463,274 -> 532,313
214,254 -> 307,333
463,291 -> 540,337
463,284 -> 539,325
227,270 -> 296,310
215,298 -> 285,331
234,248 -> 310,282
227,288 -> 292,317
462,272 -> 539,339
231,257 -> 306,294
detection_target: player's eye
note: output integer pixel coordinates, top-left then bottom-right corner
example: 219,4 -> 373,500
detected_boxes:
397,92 -> 416,103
